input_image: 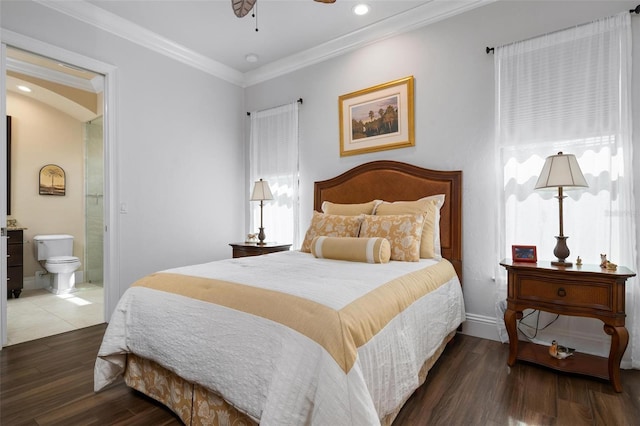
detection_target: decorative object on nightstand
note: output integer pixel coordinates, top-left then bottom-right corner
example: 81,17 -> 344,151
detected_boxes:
534,152 -> 588,266
600,253 -> 607,268
512,245 -> 537,262
250,178 -> 273,245
549,340 -> 574,359
576,256 -> 582,266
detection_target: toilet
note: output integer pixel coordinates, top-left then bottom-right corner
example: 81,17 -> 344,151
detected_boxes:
33,234 -> 81,295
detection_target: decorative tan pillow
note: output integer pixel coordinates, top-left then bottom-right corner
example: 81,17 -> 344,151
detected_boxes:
321,200 -> 381,216
359,214 -> 425,262
374,195 -> 445,259
310,236 -> 391,264
300,212 -> 364,253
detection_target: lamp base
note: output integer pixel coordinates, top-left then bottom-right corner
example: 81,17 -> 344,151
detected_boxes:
552,235 -> 571,267
257,227 -> 266,245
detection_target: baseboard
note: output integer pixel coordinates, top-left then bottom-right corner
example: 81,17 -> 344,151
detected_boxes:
461,313 -> 502,342
461,312 -> 611,359
23,276 -> 37,291
23,271 -> 85,291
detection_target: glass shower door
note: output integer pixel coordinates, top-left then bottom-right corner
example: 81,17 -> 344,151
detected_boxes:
84,117 -> 103,285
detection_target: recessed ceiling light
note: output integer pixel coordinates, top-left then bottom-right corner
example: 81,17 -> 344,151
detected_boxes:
17,85 -> 32,93
353,4 -> 370,16
245,54 -> 259,63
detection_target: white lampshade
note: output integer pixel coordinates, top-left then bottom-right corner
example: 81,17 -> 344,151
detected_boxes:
250,179 -> 273,201
535,152 -> 588,190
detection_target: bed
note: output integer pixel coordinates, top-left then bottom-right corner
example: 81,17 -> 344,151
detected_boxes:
94,160 -> 464,426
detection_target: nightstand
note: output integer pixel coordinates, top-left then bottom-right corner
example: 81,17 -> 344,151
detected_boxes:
230,242 -> 292,258
500,259 -> 635,392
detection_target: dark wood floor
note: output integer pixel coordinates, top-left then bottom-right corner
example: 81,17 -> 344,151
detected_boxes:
1,325 -> 639,425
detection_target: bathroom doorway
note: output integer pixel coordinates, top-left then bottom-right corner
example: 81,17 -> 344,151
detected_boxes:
1,38 -> 118,347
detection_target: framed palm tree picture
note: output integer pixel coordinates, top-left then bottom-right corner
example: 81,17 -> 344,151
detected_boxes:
39,164 -> 66,196
339,76 -> 415,156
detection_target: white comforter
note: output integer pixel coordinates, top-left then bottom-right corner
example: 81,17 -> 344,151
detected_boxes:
95,250 -> 465,425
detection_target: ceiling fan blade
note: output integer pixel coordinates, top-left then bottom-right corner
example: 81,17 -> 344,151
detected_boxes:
314,0 -> 337,3
232,0 -> 257,18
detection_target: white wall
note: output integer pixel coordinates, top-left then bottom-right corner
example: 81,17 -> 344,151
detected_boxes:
1,1 -> 246,301
245,1 -> 640,351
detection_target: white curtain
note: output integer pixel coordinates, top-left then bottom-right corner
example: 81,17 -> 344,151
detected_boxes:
494,13 -> 639,368
249,102 -> 300,248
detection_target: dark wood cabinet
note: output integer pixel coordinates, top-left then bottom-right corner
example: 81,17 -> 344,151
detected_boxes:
500,259 -> 636,392
230,242 -> 291,258
7,229 -> 24,298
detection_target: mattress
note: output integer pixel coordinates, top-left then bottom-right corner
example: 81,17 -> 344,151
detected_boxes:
95,250 -> 465,425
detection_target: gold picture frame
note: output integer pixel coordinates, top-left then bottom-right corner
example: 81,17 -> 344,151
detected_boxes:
339,76 -> 415,156
39,164 -> 66,196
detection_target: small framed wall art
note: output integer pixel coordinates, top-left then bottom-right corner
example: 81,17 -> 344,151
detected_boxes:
339,76 -> 415,156
39,164 -> 66,196
512,245 -> 537,263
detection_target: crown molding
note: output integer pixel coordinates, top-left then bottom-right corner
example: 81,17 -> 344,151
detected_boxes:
244,0 -> 495,86
33,0 -> 495,88
33,0 -> 245,87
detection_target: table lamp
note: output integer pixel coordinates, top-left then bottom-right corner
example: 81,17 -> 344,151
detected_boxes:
250,178 -> 273,245
534,152 -> 588,266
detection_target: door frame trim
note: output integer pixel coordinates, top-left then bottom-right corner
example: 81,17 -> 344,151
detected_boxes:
0,29 -> 119,347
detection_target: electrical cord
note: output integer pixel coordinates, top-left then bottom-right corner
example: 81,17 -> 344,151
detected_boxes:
517,309 -> 559,340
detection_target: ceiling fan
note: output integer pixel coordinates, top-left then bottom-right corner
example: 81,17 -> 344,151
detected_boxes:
232,0 -> 335,18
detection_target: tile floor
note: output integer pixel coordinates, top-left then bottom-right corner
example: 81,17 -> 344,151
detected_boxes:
6,283 -> 104,346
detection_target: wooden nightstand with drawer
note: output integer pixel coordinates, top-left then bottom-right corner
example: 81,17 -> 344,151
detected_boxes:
230,242 -> 292,258
500,259 -> 636,392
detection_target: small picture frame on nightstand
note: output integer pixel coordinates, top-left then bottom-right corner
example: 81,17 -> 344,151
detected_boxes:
512,245 -> 537,262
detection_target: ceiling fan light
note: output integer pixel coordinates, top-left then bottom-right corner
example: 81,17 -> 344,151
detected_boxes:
17,85 -> 32,93
353,4 -> 370,16
245,53 -> 259,63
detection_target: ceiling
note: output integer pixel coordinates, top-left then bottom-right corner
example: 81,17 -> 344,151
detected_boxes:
6,0 -> 493,117
86,0 -> 433,73
7,46 -> 103,122
35,0 -> 493,86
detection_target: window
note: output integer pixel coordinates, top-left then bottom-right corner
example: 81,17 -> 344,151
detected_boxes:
249,102 -> 300,247
494,12 -> 638,367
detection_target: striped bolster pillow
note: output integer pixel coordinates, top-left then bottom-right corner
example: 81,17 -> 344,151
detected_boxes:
310,236 -> 391,264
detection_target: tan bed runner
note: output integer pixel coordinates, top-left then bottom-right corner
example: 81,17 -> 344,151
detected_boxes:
133,259 -> 456,373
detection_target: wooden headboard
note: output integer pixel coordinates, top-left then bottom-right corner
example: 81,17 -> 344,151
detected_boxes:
314,160 -> 462,282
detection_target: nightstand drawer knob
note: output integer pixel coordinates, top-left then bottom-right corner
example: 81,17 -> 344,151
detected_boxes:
557,288 -> 567,297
